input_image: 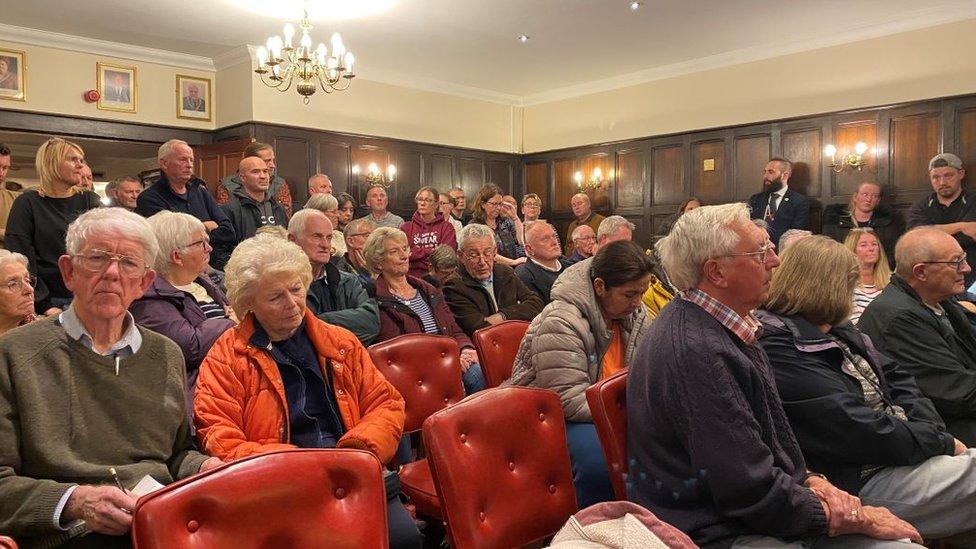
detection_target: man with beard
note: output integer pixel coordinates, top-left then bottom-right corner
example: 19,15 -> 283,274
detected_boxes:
747,157 -> 809,246
908,153 -> 976,286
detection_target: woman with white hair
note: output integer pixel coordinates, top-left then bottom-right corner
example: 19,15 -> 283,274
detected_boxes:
305,192 -> 347,257
130,211 -> 235,385
194,234 -> 421,549
5,137 -> 100,315
0,249 -> 37,336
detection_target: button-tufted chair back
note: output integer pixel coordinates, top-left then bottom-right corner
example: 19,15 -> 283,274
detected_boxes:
423,387 -> 577,549
585,368 -> 629,500
368,333 -> 465,433
131,449 -> 388,549
0,536 -> 16,548
473,320 -> 530,388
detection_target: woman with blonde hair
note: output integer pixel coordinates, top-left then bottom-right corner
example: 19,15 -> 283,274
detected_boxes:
844,228 -> 892,324
4,137 -> 100,315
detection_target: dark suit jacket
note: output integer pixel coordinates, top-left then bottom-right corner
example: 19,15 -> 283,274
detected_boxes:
104,86 -> 130,103
443,264 -> 544,337
748,187 -> 810,245
183,97 -> 206,112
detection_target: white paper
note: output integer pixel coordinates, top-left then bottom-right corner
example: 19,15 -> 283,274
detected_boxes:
131,475 -> 165,497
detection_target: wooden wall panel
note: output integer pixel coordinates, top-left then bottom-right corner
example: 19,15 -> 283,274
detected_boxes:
488,159 -> 513,194
733,134 -> 771,201
615,148 -> 644,209
890,112 -> 940,195
317,140 -> 351,201
580,153 -> 610,212
692,140 -> 728,204
960,108 -> 976,172
829,120 -> 877,198
525,162 -> 548,206
274,137 -> 312,209
392,150 -> 423,212
553,158 -> 576,213
652,145 -> 684,205
197,155 -> 219,194
426,154 -> 455,192
459,157 -> 485,199
782,128 -> 822,198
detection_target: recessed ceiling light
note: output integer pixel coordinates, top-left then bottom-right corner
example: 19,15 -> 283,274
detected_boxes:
517,35 -> 530,43
630,1 -> 642,10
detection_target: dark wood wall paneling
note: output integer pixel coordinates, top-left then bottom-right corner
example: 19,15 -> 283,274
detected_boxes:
521,95 -> 976,248
212,123 -> 519,218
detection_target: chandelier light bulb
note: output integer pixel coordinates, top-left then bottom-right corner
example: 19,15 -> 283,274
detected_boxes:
327,56 -> 339,69
256,46 -> 268,66
352,164 -> 361,175
283,23 -> 295,48
593,167 -> 603,179
854,141 -> 869,155
316,43 -> 328,64
269,36 -> 283,59
344,52 -> 355,72
387,164 -> 397,179
824,144 -> 837,157
368,162 -> 380,175
574,171 -> 583,183
331,33 -> 346,59
300,32 -> 312,51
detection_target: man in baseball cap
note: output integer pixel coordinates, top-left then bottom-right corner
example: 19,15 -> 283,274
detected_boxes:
908,152 -> 976,285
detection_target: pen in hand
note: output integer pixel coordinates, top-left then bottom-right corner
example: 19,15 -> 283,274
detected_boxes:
109,467 -> 126,492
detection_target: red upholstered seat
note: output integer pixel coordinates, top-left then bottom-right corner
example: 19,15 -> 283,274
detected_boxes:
130,449 -> 388,549
473,320 -> 530,388
423,387 -> 578,549
585,368 -> 629,500
368,334 -> 465,519
0,535 -> 17,549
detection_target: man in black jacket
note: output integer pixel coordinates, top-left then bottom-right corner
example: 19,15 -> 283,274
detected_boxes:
212,157 -> 288,269
515,221 -> 570,304
860,227 -> 976,446
747,158 -> 810,246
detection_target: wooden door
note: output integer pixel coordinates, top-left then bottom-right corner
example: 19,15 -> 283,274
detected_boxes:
193,139 -> 253,194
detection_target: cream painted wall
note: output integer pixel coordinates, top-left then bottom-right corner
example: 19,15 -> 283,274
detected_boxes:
522,19 -> 976,153
250,74 -> 517,152
215,61 -> 253,128
0,40 -> 215,129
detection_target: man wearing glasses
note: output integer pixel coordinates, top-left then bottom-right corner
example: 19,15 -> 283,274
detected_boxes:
860,227 -> 976,447
443,223 -> 542,337
0,208 -> 221,547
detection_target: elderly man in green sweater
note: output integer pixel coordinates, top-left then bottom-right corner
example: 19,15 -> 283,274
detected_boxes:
0,207 -> 222,548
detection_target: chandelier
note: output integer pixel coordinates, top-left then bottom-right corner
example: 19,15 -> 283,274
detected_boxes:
254,8 -> 356,104
352,163 -> 397,188
574,167 -> 607,192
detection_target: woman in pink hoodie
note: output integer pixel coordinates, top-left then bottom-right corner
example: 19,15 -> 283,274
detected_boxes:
400,186 -> 457,278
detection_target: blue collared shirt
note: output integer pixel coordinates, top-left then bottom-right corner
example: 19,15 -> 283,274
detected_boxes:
59,306 -> 142,357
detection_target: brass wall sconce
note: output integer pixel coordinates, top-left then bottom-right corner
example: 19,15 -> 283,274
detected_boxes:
352,162 -> 396,188
824,142 -> 870,173
574,167 -> 607,192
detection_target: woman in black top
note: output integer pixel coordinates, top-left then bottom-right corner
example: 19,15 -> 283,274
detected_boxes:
4,138 -> 100,315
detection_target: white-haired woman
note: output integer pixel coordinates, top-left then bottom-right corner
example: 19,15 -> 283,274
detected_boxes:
194,234 -> 421,549
0,249 -> 37,336
130,211 -> 235,387
305,193 -> 347,257
5,137 -> 100,315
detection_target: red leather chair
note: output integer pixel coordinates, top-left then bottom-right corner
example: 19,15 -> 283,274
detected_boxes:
0,536 -> 17,549
131,449 -> 388,549
585,368 -> 629,500
423,387 -> 577,549
368,334 -> 465,520
472,320 -> 530,387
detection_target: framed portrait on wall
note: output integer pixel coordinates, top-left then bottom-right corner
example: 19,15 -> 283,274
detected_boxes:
0,49 -> 26,102
176,75 -> 212,121
97,63 -> 137,113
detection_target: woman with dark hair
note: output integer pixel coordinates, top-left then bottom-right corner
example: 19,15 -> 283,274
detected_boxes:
508,240 -> 655,508
655,197 -> 702,237
336,192 -> 356,232
469,183 -> 525,267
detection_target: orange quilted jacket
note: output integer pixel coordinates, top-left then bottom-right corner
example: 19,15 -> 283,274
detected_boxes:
194,309 -> 405,464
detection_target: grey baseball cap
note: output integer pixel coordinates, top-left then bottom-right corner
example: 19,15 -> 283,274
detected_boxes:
929,153 -> 963,171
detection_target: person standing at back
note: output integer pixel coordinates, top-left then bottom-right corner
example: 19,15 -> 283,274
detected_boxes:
747,157 -> 809,246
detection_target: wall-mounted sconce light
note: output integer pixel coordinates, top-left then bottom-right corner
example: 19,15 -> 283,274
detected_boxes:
352,162 -> 396,187
574,167 -> 607,192
824,142 -> 870,173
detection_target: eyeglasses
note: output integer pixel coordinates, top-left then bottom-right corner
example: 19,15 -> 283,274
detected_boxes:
1,275 -> 35,293
919,253 -> 968,272
485,201 -> 503,208
462,249 -> 496,261
348,232 -> 371,239
73,250 -> 149,278
416,197 -> 436,204
721,242 -> 776,265
574,235 -> 596,242
523,202 -> 541,208
182,238 -> 210,250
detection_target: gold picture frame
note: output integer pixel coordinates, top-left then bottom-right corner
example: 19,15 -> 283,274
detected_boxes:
176,74 -> 212,122
0,49 -> 27,102
97,62 -> 137,113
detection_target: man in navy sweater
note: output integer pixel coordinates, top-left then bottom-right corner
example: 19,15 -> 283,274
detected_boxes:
627,203 -> 921,548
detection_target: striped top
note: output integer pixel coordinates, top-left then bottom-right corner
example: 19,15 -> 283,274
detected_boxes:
174,281 -> 228,320
396,294 -> 439,335
850,285 -> 883,325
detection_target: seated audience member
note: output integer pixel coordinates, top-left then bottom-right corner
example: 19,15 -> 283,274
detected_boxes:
213,156 -> 288,269
193,234 -> 420,549
508,240 -> 654,508
521,193 -> 543,223
823,182 -> 904,264
516,221 -> 571,304
443,223 -> 543,337
0,142 -> 17,247
438,192 -> 464,237
358,184 -> 404,229
136,139 -> 235,265
595,215 -> 634,251
255,224 -> 288,239
216,142 -> 293,217
288,209 -> 379,344
367,227 -> 486,395
0,208 -> 221,547
470,184 -> 525,267
566,225 -> 596,264
336,192 -> 356,232
130,211 -> 235,389
758,235 -> 976,539
401,186 -> 457,278
0,249 -> 37,336
641,250 -> 676,320
425,244 -> 459,288
448,186 -> 471,226
307,173 -> 333,198
628,203 -> 921,548
6,137 -> 100,315
565,193 -> 605,257
305,193 -> 347,257
76,164 -> 94,192
105,176 -> 142,211
845,228 -> 892,325
859,228 -> 976,445
336,217 -> 375,290
501,194 -> 527,256
779,228 -> 812,252
655,197 -> 702,237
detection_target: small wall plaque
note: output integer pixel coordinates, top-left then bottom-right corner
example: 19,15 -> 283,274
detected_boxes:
703,158 -> 715,171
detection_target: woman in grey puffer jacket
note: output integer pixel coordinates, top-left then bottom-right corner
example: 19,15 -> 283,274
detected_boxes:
508,240 -> 655,508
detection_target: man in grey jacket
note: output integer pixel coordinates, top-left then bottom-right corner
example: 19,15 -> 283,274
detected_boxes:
288,209 -> 379,344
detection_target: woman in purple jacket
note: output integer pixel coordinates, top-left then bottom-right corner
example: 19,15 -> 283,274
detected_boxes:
131,211 -> 235,392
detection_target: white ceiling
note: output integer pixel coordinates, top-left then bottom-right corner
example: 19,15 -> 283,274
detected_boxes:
2,0 -> 975,102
